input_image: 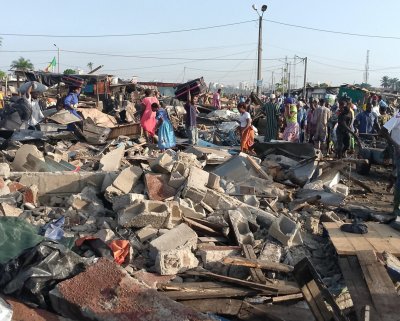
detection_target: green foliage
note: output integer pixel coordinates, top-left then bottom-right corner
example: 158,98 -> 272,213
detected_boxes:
63,69 -> 76,75
10,57 -> 34,71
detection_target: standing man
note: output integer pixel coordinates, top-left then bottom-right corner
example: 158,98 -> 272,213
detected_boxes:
354,102 -> 377,134
212,88 -> 222,109
335,98 -> 353,159
25,82 -> 44,130
381,112 -> 400,229
313,99 -> 332,154
184,93 -> 199,145
306,98 -> 318,143
262,94 -> 280,142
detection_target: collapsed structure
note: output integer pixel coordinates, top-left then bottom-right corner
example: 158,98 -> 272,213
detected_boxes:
0,77 -> 399,321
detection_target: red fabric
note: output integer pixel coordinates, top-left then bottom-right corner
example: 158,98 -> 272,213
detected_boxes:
109,240 -> 130,265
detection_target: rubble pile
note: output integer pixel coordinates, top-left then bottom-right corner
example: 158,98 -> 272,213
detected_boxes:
0,131 -> 374,321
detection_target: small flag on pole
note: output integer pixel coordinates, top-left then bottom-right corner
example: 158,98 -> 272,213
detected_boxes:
44,57 -> 56,72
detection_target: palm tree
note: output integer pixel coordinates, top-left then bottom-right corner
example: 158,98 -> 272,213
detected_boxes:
87,62 -> 93,72
390,78 -> 399,91
10,57 -> 34,88
381,76 -> 390,88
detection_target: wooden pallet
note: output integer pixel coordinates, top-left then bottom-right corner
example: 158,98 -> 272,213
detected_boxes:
322,222 -> 400,256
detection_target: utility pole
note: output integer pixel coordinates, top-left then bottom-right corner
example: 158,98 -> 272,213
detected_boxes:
364,50 -> 370,84
293,55 -> 297,89
271,71 -> 274,93
303,57 -> 308,100
252,4 -> 267,98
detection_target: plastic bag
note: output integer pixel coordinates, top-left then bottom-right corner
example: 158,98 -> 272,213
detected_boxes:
0,217 -> 43,264
0,240 -> 86,308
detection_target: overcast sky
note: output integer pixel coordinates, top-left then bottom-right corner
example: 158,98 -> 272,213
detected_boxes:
1,0 -> 399,88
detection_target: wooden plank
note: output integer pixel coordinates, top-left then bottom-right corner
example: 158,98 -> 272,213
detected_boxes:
242,244 -> 267,284
356,250 -> 399,321
338,256 -> 381,321
223,256 -> 293,273
184,269 -> 300,295
323,222 -> 400,256
272,293 -> 303,303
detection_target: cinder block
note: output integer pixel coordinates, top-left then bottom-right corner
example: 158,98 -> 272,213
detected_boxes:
228,210 -> 254,245
112,193 -> 146,212
136,226 -> 158,242
168,171 -> 186,189
118,200 -> 170,229
268,214 -> 302,247
333,183 -> 349,196
186,166 -> 209,191
182,186 -> 206,204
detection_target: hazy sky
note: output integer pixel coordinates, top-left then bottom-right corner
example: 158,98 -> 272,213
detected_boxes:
1,0 -> 400,88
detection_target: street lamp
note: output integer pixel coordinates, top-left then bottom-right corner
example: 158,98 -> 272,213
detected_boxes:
252,4 -> 267,98
53,44 -> 60,74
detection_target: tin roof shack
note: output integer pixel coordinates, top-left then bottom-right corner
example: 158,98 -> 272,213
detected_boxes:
138,82 -> 179,97
290,85 -> 340,101
338,84 -> 369,106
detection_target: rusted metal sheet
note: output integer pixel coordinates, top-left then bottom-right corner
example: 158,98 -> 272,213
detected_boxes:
108,123 -> 141,139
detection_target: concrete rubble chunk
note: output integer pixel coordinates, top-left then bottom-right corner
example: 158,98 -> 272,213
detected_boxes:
12,144 -> 44,172
150,153 -> 174,173
136,225 -> 158,242
118,200 -> 171,229
112,193 -> 146,212
94,229 -> 115,242
145,173 -> 177,201
99,145 -> 125,171
0,178 -> 11,196
0,163 -> 10,178
268,214 -> 302,247
168,171 -> 186,189
149,223 -> 198,275
105,166 -> 143,200
186,166 -> 209,191
50,258 -> 210,321
0,203 -> 23,217
68,186 -> 105,216
198,245 -> 241,265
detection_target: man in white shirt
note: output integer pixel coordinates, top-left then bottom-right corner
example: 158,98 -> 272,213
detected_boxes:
25,82 -> 44,129
382,112 -> 400,230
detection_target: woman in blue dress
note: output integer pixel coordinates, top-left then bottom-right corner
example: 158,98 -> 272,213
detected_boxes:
151,102 -> 176,151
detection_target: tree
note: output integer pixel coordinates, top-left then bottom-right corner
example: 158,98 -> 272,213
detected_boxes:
0,71 -> 6,81
381,76 -> 390,88
389,78 -> 399,90
63,69 -> 76,75
10,57 -> 34,87
319,83 -> 329,88
356,83 -> 371,89
87,62 -> 93,71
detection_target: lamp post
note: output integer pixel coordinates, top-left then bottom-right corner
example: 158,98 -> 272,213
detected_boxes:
53,44 -> 60,74
252,4 -> 267,98
295,55 -> 308,100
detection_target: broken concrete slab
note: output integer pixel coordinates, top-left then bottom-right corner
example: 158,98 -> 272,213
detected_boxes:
145,173 -> 177,201
50,258 -> 209,321
132,270 -> 174,289
94,229 -> 115,242
105,166 -> 143,200
18,171 -> 112,196
136,226 -> 158,242
12,145 -> 44,172
150,153 -> 174,174
99,145 -> 125,171
149,223 -> 198,275
118,200 -> 170,229
186,166 -> 209,191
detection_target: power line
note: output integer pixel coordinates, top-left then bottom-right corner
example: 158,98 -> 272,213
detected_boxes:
0,20 -> 256,38
264,19 -> 400,40
62,49 -> 291,61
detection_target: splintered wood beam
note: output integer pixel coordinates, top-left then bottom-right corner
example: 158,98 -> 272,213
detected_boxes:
223,256 -> 294,273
